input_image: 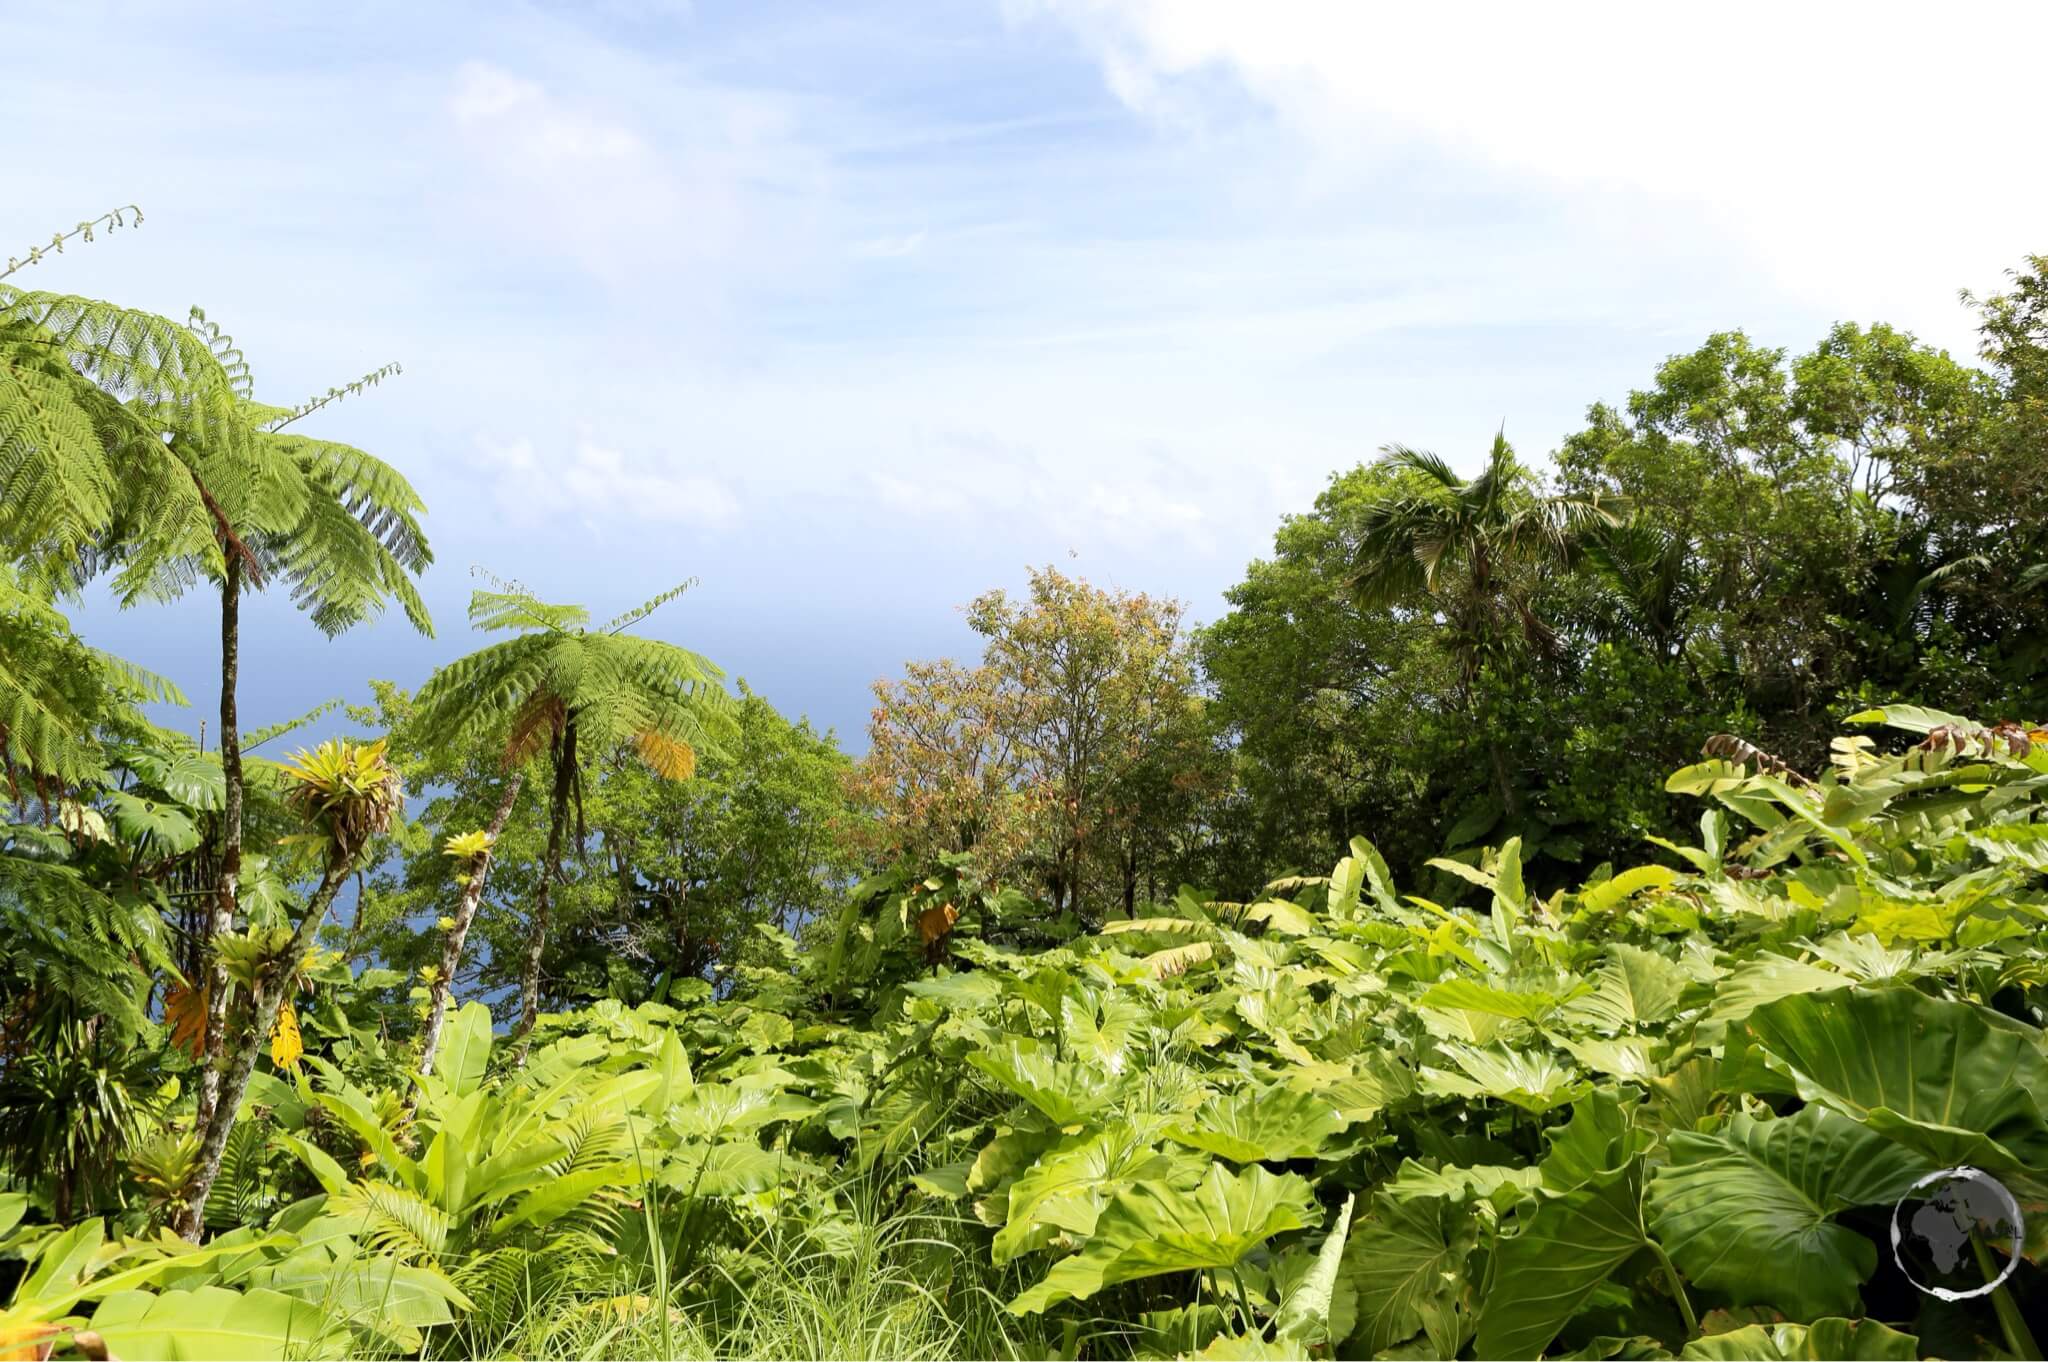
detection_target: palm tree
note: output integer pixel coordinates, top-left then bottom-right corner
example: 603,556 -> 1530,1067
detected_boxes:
176,738 -> 401,1238
1348,432 -> 1623,679
409,579 -> 732,1044
1348,432 -> 1622,816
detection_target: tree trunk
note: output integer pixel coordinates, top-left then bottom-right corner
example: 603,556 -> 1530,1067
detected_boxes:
416,770 -> 524,1079
517,723 -> 576,1049
196,558 -> 243,1132
178,857 -> 350,1241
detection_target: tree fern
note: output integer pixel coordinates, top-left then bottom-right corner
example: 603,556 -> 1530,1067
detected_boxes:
409,578 -> 734,1037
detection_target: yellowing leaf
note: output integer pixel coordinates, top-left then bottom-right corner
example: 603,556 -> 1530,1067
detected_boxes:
918,902 -> 960,946
633,729 -> 697,780
164,983 -> 208,1059
269,1000 -> 304,1071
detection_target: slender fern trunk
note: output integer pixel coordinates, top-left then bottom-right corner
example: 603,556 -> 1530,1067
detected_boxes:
417,770 -> 524,1078
178,856 -> 350,1240
518,722 -> 576,1048
196,557 -> 243,1132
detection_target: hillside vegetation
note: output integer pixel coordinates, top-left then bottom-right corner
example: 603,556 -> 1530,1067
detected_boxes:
3,213 -> 2047,1359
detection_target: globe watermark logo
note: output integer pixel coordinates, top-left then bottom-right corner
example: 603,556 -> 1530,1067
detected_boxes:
1889,1166 -> 2024,1301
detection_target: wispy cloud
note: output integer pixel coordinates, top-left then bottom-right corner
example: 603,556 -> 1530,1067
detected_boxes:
474,434 -> 740,529
1013,0 -> 2048,347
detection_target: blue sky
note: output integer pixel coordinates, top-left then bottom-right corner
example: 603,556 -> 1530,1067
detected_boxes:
13,0 -> 2046,747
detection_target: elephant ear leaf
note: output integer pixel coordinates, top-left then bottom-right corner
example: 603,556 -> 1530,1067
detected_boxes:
1742,986 -> 2048,1180
1008,1164 -> 1317,1315
968,1038 -> 1121,1126
1648,1105 -> 1932,1319
1337,1192 -> 1478,1357
1561,943 -> 1687,1033
1477,1177 -> 1647,1360
1677,1316 -> 1920,1360
1273,1193 -> 1355,1349
1164,1085 -> 1347,1163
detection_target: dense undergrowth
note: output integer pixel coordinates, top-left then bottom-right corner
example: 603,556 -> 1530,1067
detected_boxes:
4,703 -> 2047,1359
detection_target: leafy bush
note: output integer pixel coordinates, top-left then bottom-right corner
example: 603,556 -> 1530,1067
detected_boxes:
3,705 -> 2045,1359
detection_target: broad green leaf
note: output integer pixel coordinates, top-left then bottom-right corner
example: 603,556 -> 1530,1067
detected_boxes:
1197,1334 -> 1304,1359
0,1192 -> 25,1239
663,1142 -> 813,1198
1475,1175 -> 1647,1360
256,1255 -> 472,1351
18,1219 -> 102,1301
1562,944 -> 1687,1033
1328,850 -> 1366,917
1060,989 -> 1148,1074
436,1001 -> 492,1097
1540,1089 -> 1654,1193
994,1124 -> 1173,1262
422,1129 -> 470,1215
1744,986 -> 2048,1178
1164,1085 -> 1347,1163
1338,1192 -> 1477,1357
1273,1193 -> 1354,1349
904,971 -> 1004,1009
910,1161 -> 971,1199
1418,975 -> 1576,1021
1648,1105 -> 1932,1318
101,789 -> 201,853
1246,897 -> 1318,935
1008,1164 -> 1317,1314
1421,1043 -> 1590,1114
1579,864 -> 1679,913
276,1133 -> 353,1197
492,1161 -> 642,1232
1382,1160 -> 1545,1205
89,1285 -> 343,1360
1558,1036 -> 1659,1080
1695,955 -> 1846,1042
1677,1318 -> 1919,1360
1843,704 -> 1971,735
968,1038 -> 1121,1126
669,1082 -> 820,1140
1493,836 -> 1528,925
1287,1056 -> 1414,1123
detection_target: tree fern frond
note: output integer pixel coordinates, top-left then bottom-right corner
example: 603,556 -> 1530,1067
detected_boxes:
261,361 -> 402,434
601,578 -> 698,634
1,206 -> 143,283
186,307 -> 255,401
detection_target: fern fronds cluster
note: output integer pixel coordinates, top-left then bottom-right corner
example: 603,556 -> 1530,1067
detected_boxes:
412,580 -> 733,772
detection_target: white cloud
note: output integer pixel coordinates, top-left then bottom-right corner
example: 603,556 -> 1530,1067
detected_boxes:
853,230 -> 928,259
442,59 -> 830,297
473,434 -> 740,528
1015,0 -> 2048,346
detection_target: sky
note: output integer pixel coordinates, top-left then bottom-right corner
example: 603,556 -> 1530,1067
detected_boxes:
12,0 -> 2047,749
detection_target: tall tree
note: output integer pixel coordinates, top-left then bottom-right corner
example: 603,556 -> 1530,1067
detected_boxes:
408,580 -> 732,1040
5,221 -> 432,1126
1348,432 -> 1622,682
858,568 -> 1204,924
1347,433 -> 1620,819
156,324 -> 431,1132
